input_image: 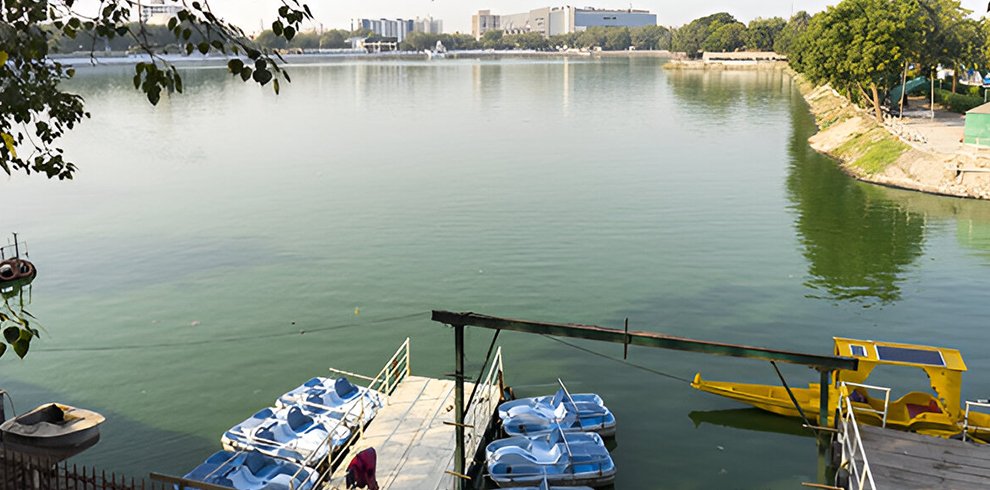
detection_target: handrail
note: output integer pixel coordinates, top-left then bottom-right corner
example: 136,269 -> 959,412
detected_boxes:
465,346 -> 504,460
298,337 -> 412,488
842,381 -> 891,428
963,400 -> 990,442
836,383 -> 878,490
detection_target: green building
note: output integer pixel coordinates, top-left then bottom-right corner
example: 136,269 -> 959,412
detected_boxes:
964,103 -> 990,147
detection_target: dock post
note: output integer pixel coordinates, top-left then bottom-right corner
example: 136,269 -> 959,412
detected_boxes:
454,324 -> 466,490
819,369 -> 831,428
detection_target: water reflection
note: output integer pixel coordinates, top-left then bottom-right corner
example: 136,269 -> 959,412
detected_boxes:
786,100 -> 926,306
689,408 -> 814,438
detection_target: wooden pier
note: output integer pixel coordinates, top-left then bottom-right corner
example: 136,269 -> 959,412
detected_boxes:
853,425 -> 990,489
323,375 -> 500,490
835,384 -> 990,489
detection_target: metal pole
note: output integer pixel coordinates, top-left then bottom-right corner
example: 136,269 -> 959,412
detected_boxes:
454,324 -> 466,490
13,232 -> 18,258
819,370 -> 831,428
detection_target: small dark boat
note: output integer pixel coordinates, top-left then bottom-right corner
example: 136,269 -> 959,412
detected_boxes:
0,258 -> 35,284
0,403 -> 105,460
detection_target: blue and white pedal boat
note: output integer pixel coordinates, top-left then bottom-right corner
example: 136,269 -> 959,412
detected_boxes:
276,377 -> 384,425
182,450 -> 318,490
499,385 -> 615,437
486,429 -> 616,488
221,405 -> 349,465
501,401 -> 616,437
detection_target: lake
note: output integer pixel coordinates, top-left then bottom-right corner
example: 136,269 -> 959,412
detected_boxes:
3,56 -> 990,488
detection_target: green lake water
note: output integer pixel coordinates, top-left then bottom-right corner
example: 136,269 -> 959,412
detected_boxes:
3,57 -> 990,488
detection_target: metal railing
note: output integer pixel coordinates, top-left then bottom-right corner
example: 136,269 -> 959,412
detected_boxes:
836,383 -> 878,490
962,400 -> 990,442
304,337 -> 412,488
842,381 -> 891,428
464,347 -> 504,455
2,448 -> 170,490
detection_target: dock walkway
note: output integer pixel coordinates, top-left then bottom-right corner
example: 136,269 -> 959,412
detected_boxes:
856,424 -> 990,489
324,375 -> 499,490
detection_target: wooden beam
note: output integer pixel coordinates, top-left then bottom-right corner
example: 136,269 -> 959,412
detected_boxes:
431,311 -> 857,372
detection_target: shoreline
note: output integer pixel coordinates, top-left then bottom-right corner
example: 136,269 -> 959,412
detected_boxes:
788,68 -> 990,200
53,49 -> 682,68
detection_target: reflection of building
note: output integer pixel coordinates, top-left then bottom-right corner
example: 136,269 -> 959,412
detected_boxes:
352,18 -> 415,42
414,16 -> 444,35
140,0 -> 182,25
472,6 -> 657,39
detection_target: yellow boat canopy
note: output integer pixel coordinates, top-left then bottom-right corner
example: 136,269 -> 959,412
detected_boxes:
833,337 -> 966,372
833,337 -> 966,417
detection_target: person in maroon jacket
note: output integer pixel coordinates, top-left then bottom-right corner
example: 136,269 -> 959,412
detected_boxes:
346,447 -> 379,490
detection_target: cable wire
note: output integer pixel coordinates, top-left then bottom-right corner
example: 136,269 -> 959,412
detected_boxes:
33,311 -> 429,353
541,334 -> 693,384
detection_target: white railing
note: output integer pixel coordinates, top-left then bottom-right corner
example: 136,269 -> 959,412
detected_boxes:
842,381 -> 891,428
962,400 -> 990,442
836,383 -> 878,490
292,337 -> 413,489
464,347 -> 504,456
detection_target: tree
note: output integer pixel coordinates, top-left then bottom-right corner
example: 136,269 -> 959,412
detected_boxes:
671,12 -> 738,57
319,30 -> 350,50
575,27 -> 608,49
631,25 -> 671,51
481,29 -> 508,50
914,0 -> 984,93
792,0 -> 924,123
746,17 -> 786,52
773,11 -> 811,55
506,32 -> 550,51
702,22 -> 746,52
604,27 -> 632,51
1,0 -> 312,180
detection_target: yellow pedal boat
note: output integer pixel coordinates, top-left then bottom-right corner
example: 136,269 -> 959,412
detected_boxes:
692,337 -> 990,441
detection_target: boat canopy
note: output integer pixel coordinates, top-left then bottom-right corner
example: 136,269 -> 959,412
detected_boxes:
833,338 -> 966,371
833,337 -> 966,417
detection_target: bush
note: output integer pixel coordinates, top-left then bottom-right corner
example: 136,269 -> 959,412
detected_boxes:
934,88 -> 984,113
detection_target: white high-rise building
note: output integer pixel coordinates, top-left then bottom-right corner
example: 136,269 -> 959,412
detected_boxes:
414,17 -> 444,35
472,6 -> 657,40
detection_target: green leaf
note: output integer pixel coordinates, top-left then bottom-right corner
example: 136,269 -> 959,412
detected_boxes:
284,26 -> 296,41
272,20 -> 284,37
227,59 -> 244,73
1,133 -> 15,158
273,78 -> 280,95
13,338 -> 29,359
147,87 -> 161,105
254,59 -> 266,70
167,17 -> 177,31
240,66 -> 252,81
66,68 -> 76,78
197,42 -> 209,55
0,343 -> 6,359
3,327 -> 20,344
0,51 -> 7,66
253,68 -> 273,85
174,73 -> 183,93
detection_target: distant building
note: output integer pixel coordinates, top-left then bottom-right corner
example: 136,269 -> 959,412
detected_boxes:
472,6 -> 657,40
140,0 -> 181,25
414,16 -> 444,35
352,18 -> 415,42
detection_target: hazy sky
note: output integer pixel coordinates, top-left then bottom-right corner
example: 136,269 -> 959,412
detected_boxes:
87,1 -> 990,34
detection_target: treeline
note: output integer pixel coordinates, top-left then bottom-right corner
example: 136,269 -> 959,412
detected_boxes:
786,0 -> 986,121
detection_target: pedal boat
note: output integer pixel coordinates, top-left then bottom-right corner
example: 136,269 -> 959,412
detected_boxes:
692,337 -> 990,441
276,377 -> 383,425
221,405 -> 350,465
486,428 -> 615,488
183,450 -> 318,490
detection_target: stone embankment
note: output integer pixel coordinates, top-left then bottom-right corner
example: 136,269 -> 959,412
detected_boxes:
794,73 -> 990,200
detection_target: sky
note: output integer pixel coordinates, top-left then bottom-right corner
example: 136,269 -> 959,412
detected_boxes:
86,1 -> 990,34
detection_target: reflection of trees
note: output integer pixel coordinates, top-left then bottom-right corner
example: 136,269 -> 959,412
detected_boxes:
785,99 -> 925,306
664,69 -> 791,116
